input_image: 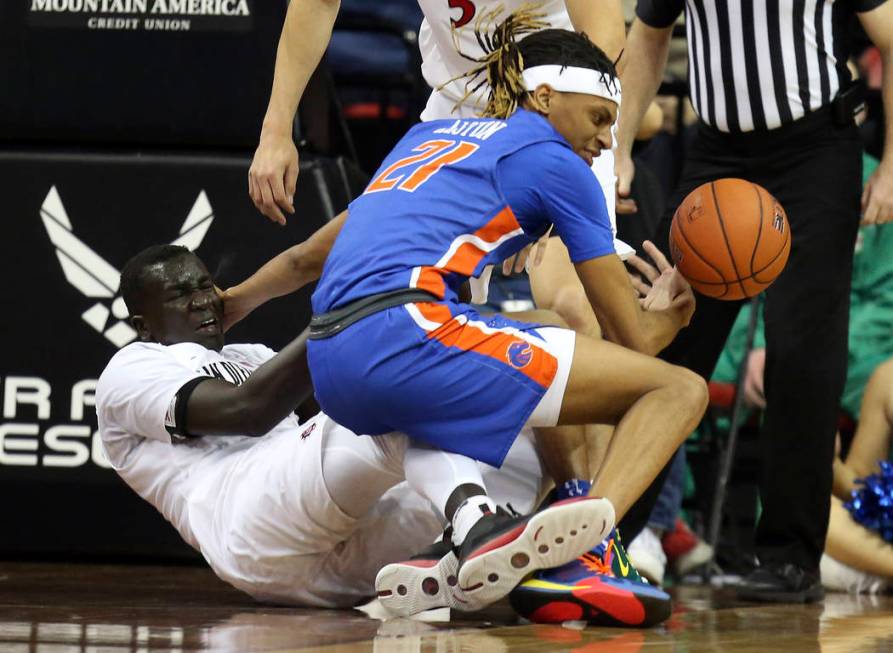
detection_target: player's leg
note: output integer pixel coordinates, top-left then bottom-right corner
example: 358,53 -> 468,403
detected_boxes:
548,331 -> 709,522
504,308 -> 604,499
316,420 -> 497,615
511,330 -> 697,627
311,307 -> 615,610
529,238 -> 602,339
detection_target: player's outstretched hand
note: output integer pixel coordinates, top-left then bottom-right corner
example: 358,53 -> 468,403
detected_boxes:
248,132 -> 299,225
627,241 -> 694,324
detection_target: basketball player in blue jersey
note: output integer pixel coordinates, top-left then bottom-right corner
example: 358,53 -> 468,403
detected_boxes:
224,24 -> 707,621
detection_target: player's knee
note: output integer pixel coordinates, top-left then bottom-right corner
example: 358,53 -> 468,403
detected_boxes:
668,366 -> 710,416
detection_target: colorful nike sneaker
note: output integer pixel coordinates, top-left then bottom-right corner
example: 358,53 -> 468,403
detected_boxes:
455,496 -> 615,610
509,528 -> 673,627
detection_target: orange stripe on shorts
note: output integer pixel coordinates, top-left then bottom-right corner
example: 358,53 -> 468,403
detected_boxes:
414,302 -> 558,389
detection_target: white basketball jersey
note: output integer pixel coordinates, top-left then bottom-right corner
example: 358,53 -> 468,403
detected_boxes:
417,0 -> 572,110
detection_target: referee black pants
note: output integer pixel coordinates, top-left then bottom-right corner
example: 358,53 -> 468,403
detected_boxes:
619,108 -> 863,571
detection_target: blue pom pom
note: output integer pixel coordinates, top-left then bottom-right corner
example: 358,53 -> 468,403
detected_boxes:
845,460 -> 893,543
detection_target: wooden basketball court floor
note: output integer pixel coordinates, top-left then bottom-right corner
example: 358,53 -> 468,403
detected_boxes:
2,562 -> 892,652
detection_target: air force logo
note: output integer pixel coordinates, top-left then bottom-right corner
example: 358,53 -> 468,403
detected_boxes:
506,340 -> 534,370
39,186 -> 215,348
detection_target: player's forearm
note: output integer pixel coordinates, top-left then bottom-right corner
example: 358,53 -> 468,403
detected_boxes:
575,256 -> 651,354
260,0 -> 341,138
565,0 -> 625,63
639,308 -> 686,356
614,19 -> 672,157
188,329 -> 313,436
227,210 -> 346,313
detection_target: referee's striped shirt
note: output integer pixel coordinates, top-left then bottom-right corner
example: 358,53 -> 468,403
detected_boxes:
636,0 -> 887,132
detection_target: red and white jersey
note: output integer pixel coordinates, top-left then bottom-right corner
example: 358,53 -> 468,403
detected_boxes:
415,0 -> 629,257
417,0 -> 572,111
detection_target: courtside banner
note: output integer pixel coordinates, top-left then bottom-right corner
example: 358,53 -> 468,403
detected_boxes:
28,0 -> 254,32
0,149 -> 353,557
1,2 -> 285,147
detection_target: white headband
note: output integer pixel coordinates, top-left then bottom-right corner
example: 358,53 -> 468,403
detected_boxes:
522,65 -> 621,106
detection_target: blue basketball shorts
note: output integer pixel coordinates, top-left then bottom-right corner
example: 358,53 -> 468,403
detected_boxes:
307,301 -> 576,467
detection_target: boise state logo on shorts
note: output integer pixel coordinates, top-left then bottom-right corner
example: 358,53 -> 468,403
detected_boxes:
506,341 -> 533,369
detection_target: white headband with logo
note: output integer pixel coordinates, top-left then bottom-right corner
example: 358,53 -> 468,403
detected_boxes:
522,65 -> 622,106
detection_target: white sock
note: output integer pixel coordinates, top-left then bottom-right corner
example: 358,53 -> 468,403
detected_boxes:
452,495 -> 498,546
404,443 -> 488,518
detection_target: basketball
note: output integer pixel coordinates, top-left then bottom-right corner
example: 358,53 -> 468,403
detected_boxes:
669,178 -> 791,300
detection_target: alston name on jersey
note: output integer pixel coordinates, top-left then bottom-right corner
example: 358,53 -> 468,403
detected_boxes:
431,119 -> 508,141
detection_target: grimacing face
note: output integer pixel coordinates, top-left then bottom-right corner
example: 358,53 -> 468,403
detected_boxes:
529,85 -> 618,166
131,254 -> 224,351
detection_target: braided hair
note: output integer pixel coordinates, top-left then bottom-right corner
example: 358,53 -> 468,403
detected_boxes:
450,5 -> 618,118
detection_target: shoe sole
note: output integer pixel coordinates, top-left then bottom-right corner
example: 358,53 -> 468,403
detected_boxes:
376,551 -> 478,616
510,578 -> 673,627
457,497 -> 615,609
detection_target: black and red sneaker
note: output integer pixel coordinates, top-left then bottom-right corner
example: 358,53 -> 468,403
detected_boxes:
455,496 -> 615,609
375,534 -> 471,617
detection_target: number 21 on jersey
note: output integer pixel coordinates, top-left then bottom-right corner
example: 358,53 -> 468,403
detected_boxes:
365,139 -> 479,194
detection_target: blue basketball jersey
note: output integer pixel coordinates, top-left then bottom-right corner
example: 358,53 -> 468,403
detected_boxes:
312,109 -> 611,313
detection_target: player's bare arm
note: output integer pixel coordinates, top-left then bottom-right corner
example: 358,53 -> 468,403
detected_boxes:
574,251 -> 693,356
222,210 -> 347,329
184,328 -> 313,437
249,0 -> 341,225
564,0 -> 625,64
858,1 -> 893,224
613,19 -> 673,198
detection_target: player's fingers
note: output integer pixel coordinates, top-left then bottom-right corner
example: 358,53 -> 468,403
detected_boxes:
248,171 -> 261,208
502,256 -> 516,276
642,240 -> 673,273
861,182 -> 871,215
626,254 -> 660,283
284,160 -> 299,213
259,180 -> 287,225
628,272 -> 650,296
531,239 -> 548,268
669,267 -> 691,296
270,173 -> 292,217
616,197 -> 638,215
514,254 -> 527,274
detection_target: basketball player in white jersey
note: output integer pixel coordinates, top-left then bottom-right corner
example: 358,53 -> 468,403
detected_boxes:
96,243 -> 594,609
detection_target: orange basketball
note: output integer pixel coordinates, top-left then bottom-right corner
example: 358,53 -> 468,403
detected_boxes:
669,178 -> 791,300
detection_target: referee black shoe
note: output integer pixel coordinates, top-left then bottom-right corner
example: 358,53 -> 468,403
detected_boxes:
735,562 -> 825,603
